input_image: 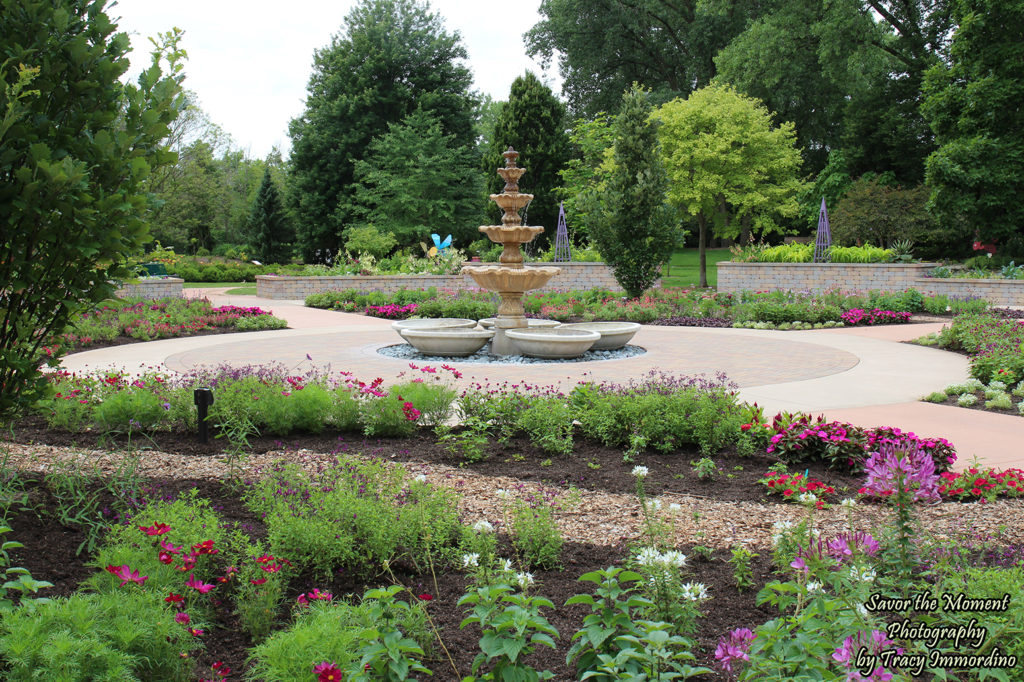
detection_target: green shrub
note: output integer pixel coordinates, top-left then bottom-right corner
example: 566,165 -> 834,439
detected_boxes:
262,384 -> 333,435
344,224 -> 397,258
509,500 -> 563,570
985,393 -> 1014,410
924,391 -> 948,403
247,595 -> 430,682
92,390 -> 169,433
390,380 -> 456,428
245,459 -> 461,579
516,398 -> 574,455
0,591 -> 196,681
574,383 -> 743,459
235,315 -> 288,331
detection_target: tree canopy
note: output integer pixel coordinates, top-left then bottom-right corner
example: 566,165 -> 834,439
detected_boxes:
0,2 -> 184,423
288,0 -> 477,262
922,0 -> 1024,251
352,108 -> 484,248
656,84 -> 806,286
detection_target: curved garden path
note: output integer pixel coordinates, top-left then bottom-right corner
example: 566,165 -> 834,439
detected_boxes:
59,288 -> 1024,469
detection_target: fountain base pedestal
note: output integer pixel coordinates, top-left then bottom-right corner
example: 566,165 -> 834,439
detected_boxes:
491,316 -> 528,356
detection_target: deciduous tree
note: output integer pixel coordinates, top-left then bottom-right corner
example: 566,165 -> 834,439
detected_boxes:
352,108 -> 484,248
0,3 -> 184,424
656,85 -> 806,286
922,0 -> 1024,253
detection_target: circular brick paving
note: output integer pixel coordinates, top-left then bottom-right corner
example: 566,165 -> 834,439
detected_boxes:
164,325 -> 859,391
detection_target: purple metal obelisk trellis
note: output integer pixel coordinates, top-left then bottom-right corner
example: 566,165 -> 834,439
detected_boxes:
554,201 -> 572,262
813,197 -> 831,263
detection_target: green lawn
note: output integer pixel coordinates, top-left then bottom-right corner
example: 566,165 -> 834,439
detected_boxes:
660,248 -> 732,288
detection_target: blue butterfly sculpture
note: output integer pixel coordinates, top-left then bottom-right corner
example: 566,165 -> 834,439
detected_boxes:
431,233 -> 453,253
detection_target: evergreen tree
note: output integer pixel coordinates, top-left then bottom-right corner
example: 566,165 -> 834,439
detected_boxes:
484,72 -> 570,251
352,109 -> 483,248
922,0 -> 1024,253
288,0 -> 477,262
589,85 -> 676,298
248,171 -> 293,264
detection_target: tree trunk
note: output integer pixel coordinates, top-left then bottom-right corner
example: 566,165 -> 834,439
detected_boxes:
740,214 -> 751,245
697,212 -> 708,288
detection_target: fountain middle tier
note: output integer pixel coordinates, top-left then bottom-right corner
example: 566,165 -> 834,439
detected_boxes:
460,264 -> 560,295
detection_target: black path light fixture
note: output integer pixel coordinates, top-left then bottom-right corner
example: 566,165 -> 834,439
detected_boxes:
193,387 -> 214,443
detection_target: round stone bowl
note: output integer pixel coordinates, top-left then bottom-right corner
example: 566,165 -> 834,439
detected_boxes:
391,318 -> 478,333
399,328 -> 495,357
478,318 -> 561,329
560,322 -> 641,350
505,328 -> 600,359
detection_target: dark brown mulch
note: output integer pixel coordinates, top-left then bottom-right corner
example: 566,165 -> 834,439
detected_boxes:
3,476 -> 778,680
7,414 -> 865,504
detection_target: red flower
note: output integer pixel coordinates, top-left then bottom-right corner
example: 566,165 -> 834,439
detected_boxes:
165,592 -> 184,604
313,662 -> 343,682
185,573 -> 215,594
139,522 -> 171,536
250,577 -> 267,586
417,593 -> 433,601
105,564 -> 148,587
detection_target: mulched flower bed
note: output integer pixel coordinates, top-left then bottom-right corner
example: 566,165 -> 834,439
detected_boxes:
2,474 -> 778,680
7,416 -> 865,503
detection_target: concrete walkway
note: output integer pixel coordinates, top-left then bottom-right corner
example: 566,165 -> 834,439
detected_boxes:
59,288 -> 1023,469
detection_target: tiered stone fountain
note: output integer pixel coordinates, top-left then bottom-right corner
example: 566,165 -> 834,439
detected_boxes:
463,148 -> 595,356
392,147 -> 642,359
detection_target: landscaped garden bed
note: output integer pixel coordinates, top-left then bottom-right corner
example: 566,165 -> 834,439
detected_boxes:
2,364 -> 1022,680
916,310 -> 1024,416
45,298 -> 288,356
305,286 -> 986,329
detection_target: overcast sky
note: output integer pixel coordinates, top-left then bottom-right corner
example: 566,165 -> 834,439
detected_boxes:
112,0 -> 561,160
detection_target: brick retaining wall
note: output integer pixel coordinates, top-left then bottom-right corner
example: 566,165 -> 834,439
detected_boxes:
913,278 -> 1024,307
716,262 -> 1024,306
114,278 -> 184,299
256,262 -> 645,299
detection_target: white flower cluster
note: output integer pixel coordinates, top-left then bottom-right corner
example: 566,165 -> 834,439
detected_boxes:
850,567 -> 876,583
462,553 -> 480,568
679,582 -> 709,602
495,489 -> 512,499
646,498 -> 662,512
635,547 -> 687,568
798,492 -> 818,505
515,571 -> 534,590
668,502 -> 682,513
806,581 -> 823,593
840,498 -> 857,509
413,474 -> 428,483
473,520 -> 494,533
632,465 -> 649,478
771,520 -> 794,547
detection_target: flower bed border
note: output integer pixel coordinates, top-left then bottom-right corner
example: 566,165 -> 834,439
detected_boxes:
717,262 -> 1024,306
256,262 -> 646,299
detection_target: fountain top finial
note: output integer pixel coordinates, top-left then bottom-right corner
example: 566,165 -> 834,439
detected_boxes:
503,147 -> 520,168
499,147 -> 525,193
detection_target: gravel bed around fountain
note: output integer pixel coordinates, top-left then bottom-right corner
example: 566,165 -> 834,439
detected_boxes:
377,342 -> 647,364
